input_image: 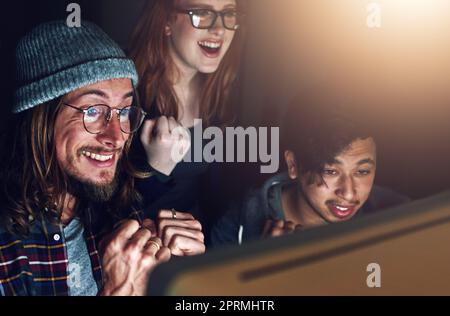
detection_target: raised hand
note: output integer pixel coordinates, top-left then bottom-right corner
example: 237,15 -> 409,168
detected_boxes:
140,116 -> 191,176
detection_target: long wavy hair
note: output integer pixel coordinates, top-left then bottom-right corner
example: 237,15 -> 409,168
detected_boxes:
0,100 -> 144,236
129,0 -> 247,126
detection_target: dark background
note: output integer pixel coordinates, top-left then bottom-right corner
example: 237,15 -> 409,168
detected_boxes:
1,0 -> 450,201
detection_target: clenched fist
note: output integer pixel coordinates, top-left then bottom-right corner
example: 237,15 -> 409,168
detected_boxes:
140,116 -> 191,176
156,210 -> 205,257
262,219 -> 302,238
98,219 -> 171,296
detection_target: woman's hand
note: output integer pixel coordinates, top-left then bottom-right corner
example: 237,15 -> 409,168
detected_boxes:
140,116 -> 191,176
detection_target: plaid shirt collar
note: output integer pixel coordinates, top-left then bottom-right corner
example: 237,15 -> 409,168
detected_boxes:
0,208 -> 104,296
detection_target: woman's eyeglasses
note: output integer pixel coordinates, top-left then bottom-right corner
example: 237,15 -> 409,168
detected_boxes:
176,8 -> 242,31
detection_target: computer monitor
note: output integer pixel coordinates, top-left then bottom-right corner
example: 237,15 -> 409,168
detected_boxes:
147,191 -> 450,295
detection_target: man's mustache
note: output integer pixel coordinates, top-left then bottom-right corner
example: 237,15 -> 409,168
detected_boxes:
326,200 -> 361,207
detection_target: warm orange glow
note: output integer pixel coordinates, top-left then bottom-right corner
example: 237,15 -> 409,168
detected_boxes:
245,0 -> 450,127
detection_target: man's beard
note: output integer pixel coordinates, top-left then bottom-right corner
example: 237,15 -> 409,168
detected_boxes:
66,164 -> 121,203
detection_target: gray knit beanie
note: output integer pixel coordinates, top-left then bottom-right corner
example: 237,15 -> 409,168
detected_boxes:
13,20 -> 139,113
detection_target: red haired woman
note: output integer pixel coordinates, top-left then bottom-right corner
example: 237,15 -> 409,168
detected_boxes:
129,0 -> 246,245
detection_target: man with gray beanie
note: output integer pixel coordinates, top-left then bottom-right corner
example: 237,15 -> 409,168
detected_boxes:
0,20 -> 182,296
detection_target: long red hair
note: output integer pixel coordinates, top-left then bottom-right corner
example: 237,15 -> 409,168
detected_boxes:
129,0 -> 247,126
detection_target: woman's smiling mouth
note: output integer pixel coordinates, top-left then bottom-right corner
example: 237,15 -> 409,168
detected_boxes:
198,40 -> 223,57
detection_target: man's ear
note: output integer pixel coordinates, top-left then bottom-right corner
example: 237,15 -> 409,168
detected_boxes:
284,150 -> 299,180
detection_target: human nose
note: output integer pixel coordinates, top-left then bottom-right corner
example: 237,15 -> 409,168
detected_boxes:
335,175 -> 357,202
97,110 -> 126,148
209,14 -> 226,36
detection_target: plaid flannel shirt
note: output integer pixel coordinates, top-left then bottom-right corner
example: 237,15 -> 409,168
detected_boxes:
0,208 -> 142,296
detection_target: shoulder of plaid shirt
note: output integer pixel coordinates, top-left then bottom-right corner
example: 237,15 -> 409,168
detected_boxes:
0,206 -> 143,296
